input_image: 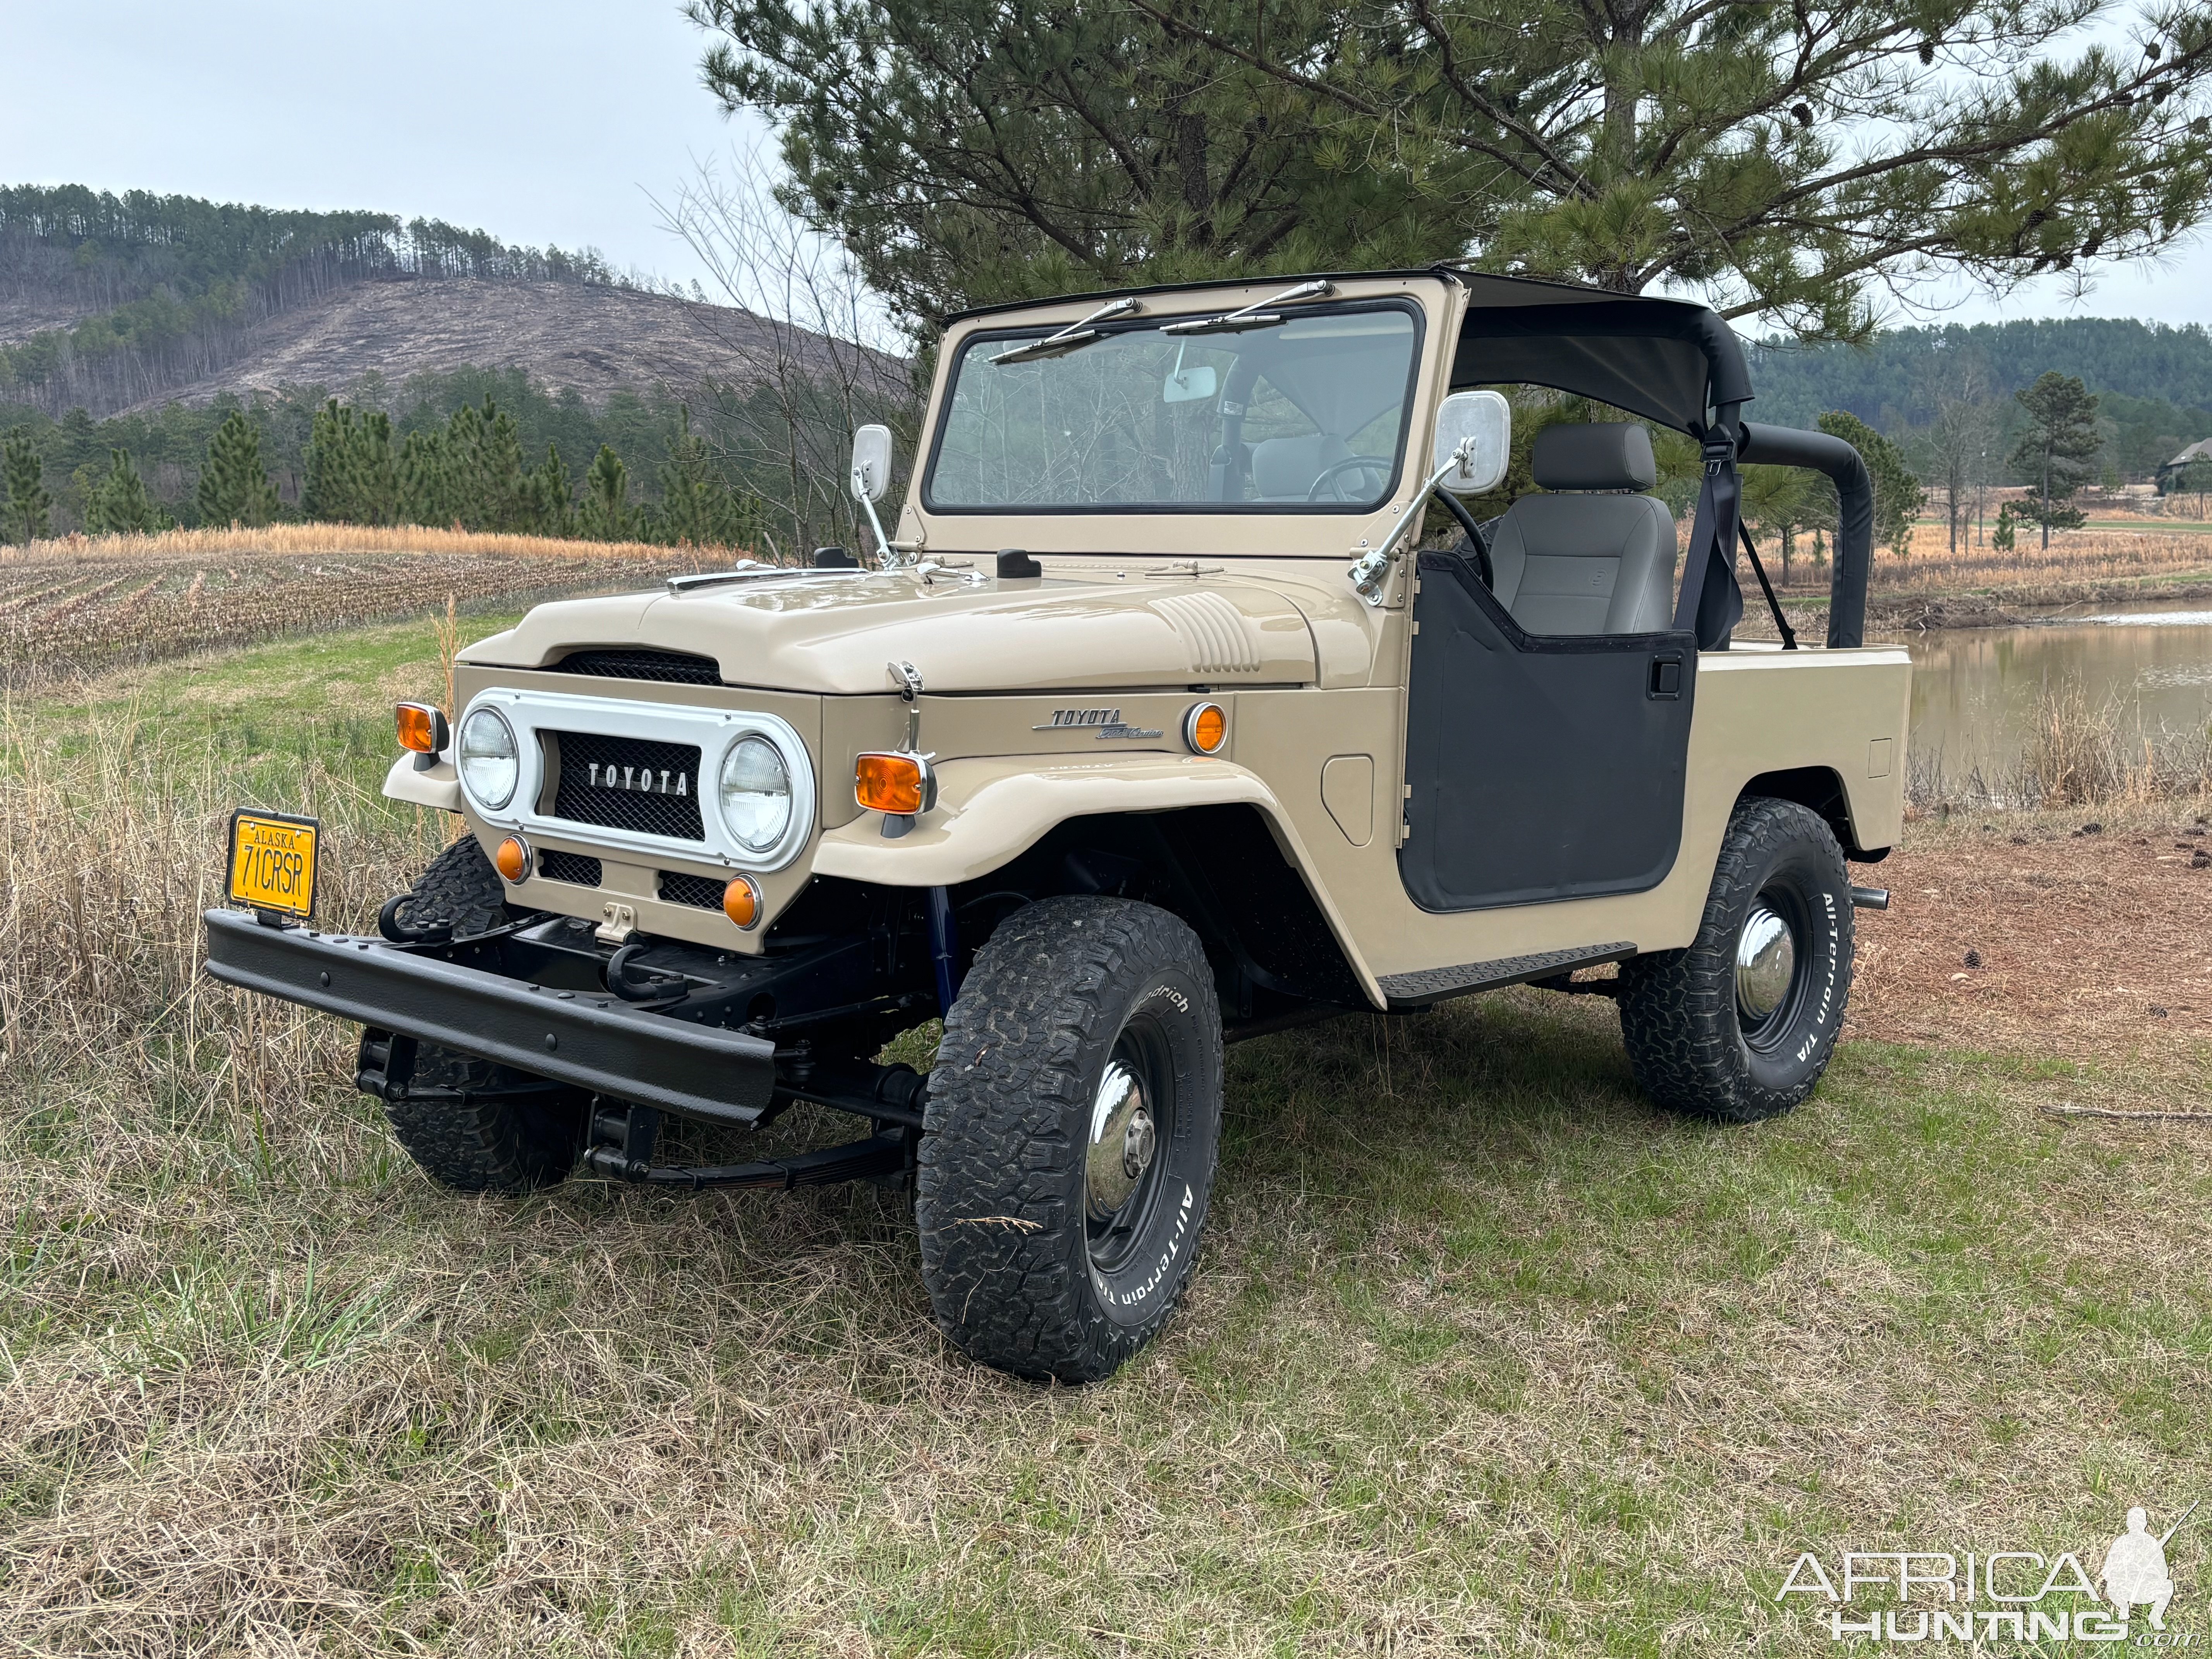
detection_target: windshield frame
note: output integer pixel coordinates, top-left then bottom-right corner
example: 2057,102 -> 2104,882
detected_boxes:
919,296 -> 1429,518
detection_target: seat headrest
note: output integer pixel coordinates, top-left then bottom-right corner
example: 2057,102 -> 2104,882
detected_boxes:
1531,422 -> 1657,492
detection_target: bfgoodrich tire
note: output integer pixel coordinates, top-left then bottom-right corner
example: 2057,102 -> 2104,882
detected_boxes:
1618,796 -> 1854,1123
917,896 -> 1223,1383
371,836 -> 587,1194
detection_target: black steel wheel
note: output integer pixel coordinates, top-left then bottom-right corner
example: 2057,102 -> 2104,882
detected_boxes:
1618,797 -> 1854,1122
371,836 -> 588,1192
917,895 -> 1223,1383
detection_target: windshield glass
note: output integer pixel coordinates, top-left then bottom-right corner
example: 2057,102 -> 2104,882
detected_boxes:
925,301 -> 1422,513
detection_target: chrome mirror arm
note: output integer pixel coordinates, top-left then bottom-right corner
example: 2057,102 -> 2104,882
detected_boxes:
1346,438 -> 1472,607
853,464 -> 900,567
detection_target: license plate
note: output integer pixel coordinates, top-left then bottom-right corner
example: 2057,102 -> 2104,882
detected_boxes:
227,810 -> 321,921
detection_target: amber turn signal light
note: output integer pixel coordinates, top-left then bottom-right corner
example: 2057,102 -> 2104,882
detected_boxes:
493,835 -> 531,883
723,874 -> 762,929
1183,701 -> 1227,754
396,701 -> 449,754
855,752 -> 937,816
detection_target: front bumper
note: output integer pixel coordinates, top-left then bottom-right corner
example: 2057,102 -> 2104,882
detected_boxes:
202,908 -> 778,1124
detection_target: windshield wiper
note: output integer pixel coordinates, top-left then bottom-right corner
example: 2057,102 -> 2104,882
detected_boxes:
989,296 -> 1144,366
1160,278 -> 1335,337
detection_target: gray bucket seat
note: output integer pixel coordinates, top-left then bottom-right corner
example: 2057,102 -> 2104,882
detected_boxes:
1490,423 -> 1676,634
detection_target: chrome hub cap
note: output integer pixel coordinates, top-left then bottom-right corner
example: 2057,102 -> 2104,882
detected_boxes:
1736,903 -> 1796,1023
1087,1060 -> 1156,1221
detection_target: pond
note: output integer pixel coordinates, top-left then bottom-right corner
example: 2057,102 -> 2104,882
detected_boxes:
1900,599 -> 2212,789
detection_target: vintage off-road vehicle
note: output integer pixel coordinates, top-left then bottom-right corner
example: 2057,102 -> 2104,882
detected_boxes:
206,270 -> 1907,1382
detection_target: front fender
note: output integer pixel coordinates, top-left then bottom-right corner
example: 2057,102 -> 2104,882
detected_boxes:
811,753 -> 1385,1006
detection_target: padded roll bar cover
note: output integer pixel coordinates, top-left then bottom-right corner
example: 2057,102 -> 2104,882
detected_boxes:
1738,422 -> 1875,649
1530,422 -> 1657,491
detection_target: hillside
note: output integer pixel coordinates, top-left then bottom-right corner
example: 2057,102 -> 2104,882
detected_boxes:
106,277 -> 790,414
0,184 -> 873,420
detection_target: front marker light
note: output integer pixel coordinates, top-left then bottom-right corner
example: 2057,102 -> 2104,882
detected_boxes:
722,874 -> 762,929
719,736 -> 793,853
396,701 -> 449,754
458,707 -> 519,810
855,752 -> 936,816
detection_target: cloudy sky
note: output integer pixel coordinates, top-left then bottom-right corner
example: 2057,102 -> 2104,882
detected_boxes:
5,0 -> 2207,330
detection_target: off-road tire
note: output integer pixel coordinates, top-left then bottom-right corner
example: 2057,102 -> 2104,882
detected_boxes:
917,896 -> 1223,1383
1618,797 -> 1854,1123
373,836 -> 588,1193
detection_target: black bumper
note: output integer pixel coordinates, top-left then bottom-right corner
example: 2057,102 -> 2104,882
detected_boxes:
202,908 -> 777,1125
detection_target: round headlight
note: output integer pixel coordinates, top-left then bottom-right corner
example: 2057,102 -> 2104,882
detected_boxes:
458,708 -> 519,810
719,736 -> 792,852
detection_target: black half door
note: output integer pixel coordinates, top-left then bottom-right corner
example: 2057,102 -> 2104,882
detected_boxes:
1398,550 -> 1698,912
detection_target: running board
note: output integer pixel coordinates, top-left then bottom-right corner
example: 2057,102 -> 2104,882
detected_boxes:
1377,943 -> 1636,1009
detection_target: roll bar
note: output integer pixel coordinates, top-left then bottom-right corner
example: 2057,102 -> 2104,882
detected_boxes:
1736,422 -> 1874,650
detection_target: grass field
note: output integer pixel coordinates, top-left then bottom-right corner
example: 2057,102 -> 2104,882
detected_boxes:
5,623 -> 2212,1655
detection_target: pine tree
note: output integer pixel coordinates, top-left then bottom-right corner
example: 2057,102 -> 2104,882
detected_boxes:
303,399 -> 398,524
700,0 -> 2212,338
398,427 -> 453,527
1818,412 -> 1924,560
654,416 -> 761,551
2008,372 -> 2102,548
578,445 -> 633,541
85,448 -> 166,535
528,443 -> 575,537
195,410 -> 281,527
3,427 -> 52,544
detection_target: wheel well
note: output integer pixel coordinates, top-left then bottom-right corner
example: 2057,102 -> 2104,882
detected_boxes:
1738,767 -> 1886,862
982,805 -> 1369,1020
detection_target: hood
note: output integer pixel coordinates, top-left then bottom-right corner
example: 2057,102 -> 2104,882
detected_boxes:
465,565 -> 1322,693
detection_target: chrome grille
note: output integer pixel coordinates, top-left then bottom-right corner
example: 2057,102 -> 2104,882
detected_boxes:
546,732 -> 705,840
659,870 -> 727,910
538,849 -> 602,886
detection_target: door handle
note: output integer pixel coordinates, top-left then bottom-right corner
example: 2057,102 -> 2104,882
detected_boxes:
1647,654 -> 1684,701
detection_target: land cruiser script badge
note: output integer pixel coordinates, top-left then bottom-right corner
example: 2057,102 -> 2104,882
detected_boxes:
584,763 -> 689,795
1034,708 -> 1164,740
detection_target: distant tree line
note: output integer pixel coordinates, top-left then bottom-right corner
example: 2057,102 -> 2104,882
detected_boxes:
0,184 -> 625,416
2,369 -> 764,550
1749,318 -> 2212,486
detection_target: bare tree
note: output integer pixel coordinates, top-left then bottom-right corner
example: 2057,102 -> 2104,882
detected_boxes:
655,153 -> 922,561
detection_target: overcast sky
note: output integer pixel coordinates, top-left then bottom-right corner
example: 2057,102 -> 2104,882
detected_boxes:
5,0 -> 2207,332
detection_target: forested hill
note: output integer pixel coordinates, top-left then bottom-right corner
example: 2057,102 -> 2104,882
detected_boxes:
0,184 -> 679,417
1747,317 -> 2212,428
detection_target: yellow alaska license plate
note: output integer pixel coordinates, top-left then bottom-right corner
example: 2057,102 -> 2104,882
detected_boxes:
227,810 -> 321,920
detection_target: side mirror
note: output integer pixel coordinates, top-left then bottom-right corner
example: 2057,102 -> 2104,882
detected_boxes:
1162,364 -> 1217,404
850,424 -> 893,502
1432,390 -> 1510,495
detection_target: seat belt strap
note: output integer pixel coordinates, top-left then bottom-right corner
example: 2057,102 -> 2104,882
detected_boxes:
1671,431 -> 1744,649
1737,522 -> 1798,649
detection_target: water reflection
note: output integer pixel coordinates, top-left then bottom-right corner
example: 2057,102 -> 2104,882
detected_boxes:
1902,599 -> 2212,781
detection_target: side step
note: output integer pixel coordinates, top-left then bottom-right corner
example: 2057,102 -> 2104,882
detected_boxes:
1377,943 -> 1637,1009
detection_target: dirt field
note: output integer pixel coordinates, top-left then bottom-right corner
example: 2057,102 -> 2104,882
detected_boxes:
0,526 -> 726,684
1848,809 -> 2212,1079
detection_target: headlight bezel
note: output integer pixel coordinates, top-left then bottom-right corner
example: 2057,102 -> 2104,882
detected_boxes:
457,706 -> 520,811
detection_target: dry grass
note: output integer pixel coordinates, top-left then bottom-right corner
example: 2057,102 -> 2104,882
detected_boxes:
4,624 -> 2211,1655
0,527 -> 739,686
1765,514 -> 2212,603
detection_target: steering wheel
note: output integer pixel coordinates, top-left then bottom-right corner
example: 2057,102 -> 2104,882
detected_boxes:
1306,454 -> 1393,502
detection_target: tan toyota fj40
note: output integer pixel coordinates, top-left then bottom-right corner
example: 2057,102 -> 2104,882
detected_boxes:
208,270 -> 1908,1382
